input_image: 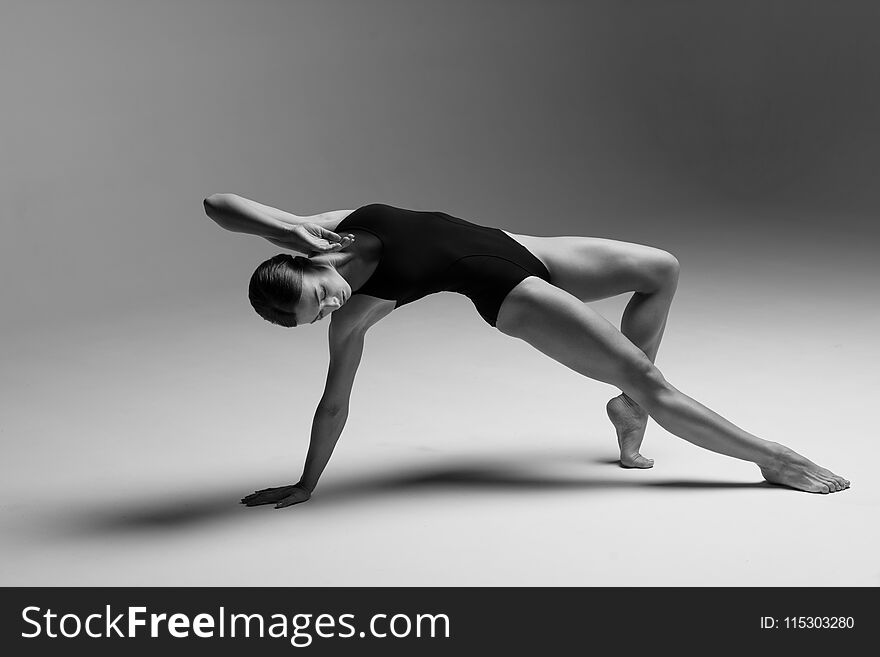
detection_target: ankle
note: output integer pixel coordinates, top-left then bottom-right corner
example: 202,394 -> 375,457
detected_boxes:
619,393 -> 646,414
757,442 -> 787,469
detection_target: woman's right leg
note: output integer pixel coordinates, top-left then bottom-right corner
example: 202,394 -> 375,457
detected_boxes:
495,277 -> 850,493
508,233 -> 683,468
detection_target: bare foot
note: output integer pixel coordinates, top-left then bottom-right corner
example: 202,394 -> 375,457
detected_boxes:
606,393 -> 654,469
760,445 -> 851,493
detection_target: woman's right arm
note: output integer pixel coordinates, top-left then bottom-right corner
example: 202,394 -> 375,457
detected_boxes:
239,298 -> 394,509
239,325 -> 364,508
296,322 -> 367,493
295,299 -> 395,497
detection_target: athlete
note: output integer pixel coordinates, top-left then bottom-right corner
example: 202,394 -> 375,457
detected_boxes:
203,194 -> 850,509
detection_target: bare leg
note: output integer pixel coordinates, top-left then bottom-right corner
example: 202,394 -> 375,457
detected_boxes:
511,233 -> 680,467
610,258 -> 679,467
496,278 -> 850,493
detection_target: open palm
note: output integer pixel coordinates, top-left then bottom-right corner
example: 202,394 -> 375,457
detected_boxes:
241,484 -> 311,509
270,223 -> 355,258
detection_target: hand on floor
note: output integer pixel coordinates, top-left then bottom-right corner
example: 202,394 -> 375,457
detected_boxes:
241,484 -> 312,509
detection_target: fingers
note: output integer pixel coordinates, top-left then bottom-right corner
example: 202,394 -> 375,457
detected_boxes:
242,486 -> 283,499
242,485 -> 311,508
298,224 -> 356,257
305,239 -> 354,258
241,486 -> 296,506
315,231 -> 355,250
327,235 -> 356,249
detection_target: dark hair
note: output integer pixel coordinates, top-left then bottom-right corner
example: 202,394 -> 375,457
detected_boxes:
248,253 -> 309,327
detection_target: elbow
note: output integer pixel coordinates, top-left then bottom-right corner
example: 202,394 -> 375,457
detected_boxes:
317,403 -> 347,418
203,193 -> 229,215
203,192 -> 242,211
203,194 -> 241,228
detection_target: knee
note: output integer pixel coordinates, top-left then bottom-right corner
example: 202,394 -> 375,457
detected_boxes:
643,251 -> 680,293
655,251 -> 681,286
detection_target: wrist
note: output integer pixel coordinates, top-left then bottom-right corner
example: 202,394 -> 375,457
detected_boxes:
270,219 -> 297,241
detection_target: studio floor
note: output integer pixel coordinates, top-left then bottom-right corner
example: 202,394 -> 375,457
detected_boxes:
2,279 -> 877,586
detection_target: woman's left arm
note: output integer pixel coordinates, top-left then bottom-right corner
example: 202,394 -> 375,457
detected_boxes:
203,193 -> 355,256
203,193 -> 307,238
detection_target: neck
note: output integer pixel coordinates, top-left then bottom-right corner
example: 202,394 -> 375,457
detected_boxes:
310,249 -> 359,286
322,235 -> 379,292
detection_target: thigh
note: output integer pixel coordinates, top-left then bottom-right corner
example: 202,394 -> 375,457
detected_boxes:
495,277 -> 657,388
506,232 -> 675,301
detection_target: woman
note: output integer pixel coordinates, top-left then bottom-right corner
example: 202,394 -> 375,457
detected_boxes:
203,194 -> 850,508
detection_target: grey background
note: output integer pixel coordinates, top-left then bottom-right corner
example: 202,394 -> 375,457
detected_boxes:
2,0 -> 878,585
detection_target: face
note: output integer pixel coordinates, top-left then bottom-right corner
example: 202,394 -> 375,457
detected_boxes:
290,264 -> 351,326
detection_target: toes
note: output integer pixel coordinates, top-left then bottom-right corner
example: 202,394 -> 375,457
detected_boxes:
620,454 -> 654,469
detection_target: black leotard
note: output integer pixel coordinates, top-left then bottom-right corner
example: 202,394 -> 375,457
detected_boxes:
335,204 -> 551,327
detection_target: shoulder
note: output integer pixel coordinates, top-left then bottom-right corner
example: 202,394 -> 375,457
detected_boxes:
320,204 -> 393,231
317,208 -> 358,231
329,294 -> 395,335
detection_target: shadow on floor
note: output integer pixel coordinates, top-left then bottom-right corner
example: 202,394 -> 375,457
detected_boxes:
590,457 -> 628,465
31,449 -> 783,542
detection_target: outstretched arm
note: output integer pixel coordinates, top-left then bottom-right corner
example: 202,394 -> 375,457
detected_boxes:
241,318 -> 367,509
203,193 -> 355,257
298,326 -> 365,491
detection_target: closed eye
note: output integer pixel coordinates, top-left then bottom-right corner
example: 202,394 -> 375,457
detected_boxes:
317,289 -> 329,322
310,287 -> 326,324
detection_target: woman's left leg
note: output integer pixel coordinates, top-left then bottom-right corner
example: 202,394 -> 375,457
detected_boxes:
494,277 -> 850,493
506,233 -> 680,467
